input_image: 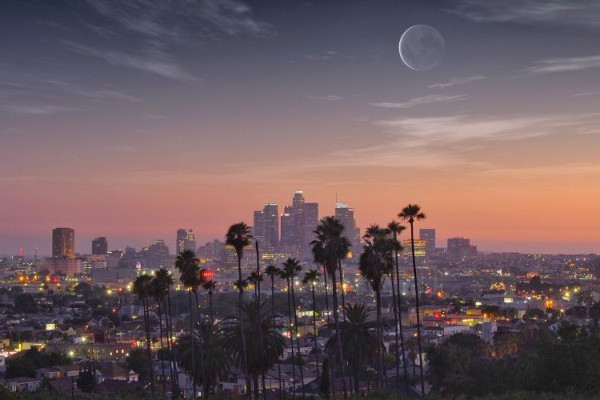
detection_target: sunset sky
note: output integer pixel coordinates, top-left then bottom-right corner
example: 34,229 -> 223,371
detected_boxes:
1,0 -> 600,255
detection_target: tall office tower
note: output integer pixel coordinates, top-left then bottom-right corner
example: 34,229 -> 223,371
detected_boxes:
176,228 -> 196,255
176,229 -> 187,255
419,229 -> 436,256
92,237 -> 108,255
447,237 -> 478,259
144,239 -> 172,269
253,203 -> 279,251
280,190 -> 319,259
184,229 -> 196,252
52,228 -> 75,259
335,201 -> 361,259
301,202 -> 319,258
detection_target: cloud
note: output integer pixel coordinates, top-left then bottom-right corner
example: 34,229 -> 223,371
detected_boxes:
375,113 -> 599,147
4,105 -> 76,115
81,0 -> 273,45
369,94 -> 466,109
429,76 -> 486,89
446,0 -> 600,30
306,94 -> 343,101
315,112 -> 600,171
65,42 -> 201,83
476,163 -> 600,178
526,55 -> 600,74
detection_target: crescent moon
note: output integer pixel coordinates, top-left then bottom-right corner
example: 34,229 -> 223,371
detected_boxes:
399,25 -> 445,71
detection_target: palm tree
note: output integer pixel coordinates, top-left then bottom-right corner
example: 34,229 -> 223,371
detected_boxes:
324,303 -> 379,394
398,204 -> 426,395
302,269 -> 321,381
265,264 -> 283,399
203,280 -> 217,323
388,221 -> 409,395
280,258 -> 305,398
178,320 -> 231,398
175,250 -> 202,397
151,268 -> 175,394
359,225 -> 394,389
311,217 -> 351,398
133,274 -> 155,394
221,300 -> 286,400
226,222 -> 253,396
248,272 -> 263,300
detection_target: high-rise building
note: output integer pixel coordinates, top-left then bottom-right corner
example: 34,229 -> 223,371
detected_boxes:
335,201 -> 361,259
447,237 -> 478,259
92,237 -> 108,255
279,190 -> 318,259
52,228 -> 75,259
419,229 -> 436,256
253,203 -> 279,251
176,228 -> 196,255
144,239 -> 172,269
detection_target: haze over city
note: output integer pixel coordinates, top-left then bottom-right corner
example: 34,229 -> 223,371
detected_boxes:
2,0 -> 600,255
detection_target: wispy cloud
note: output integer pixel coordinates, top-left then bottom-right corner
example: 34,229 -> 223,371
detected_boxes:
375,113 -> 599,147
315,112 -> 600,170
446,0 -> 600,30
4,105 -> 76,115
306,94 -> 343,101
82,0 -> 273,45
429,76 -> 486,89
65,42 -> 201,83
526,55 -> 600,74
369,94 -> 466,109
573,90 -> 600,97
476,163 -> 600,178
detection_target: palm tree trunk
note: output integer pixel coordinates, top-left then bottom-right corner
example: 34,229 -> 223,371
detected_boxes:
409,221 -> 425,395
322,267 -> 335,398
390,264 -> 401,393
188,292 -> 197,398
311,286 -> 320,382
166,292 -> 178,399
285,278 -> 296,396
194,291 -> 207,398
209,292 -> 214,324
394,237 -> 409,396
157,300 -> 167,394
338,261 -> 346,320
237,256 -> 250,398
254,375 -> 260,400
270,277 -> 283,400
262,372 -> 267,400
330,272 -> 348,399
255,242 -> 263,400
290,279 -> 305,398
375,288 -> 383,390
144,298 -> 156,394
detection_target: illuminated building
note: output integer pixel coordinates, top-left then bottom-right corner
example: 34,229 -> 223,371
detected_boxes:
280,190 -> 319,259
92,237 -> 108,255
402,239 -> 426,263
253,203 -> 279,251
419,229 -> 435,256
176,228 -> 196,255
335,201 -> 361,259
52,228 -> 75,259
447,237 -> 478,259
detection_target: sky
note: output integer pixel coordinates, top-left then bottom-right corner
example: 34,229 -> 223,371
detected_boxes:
1,0 -> 600,256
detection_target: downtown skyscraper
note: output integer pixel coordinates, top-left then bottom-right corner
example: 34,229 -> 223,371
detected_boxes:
335,200 -> 361,259
52,228 -> 75,259
280,190 -> 319,259
253,203 -> 279,251
176,228 -> 196,255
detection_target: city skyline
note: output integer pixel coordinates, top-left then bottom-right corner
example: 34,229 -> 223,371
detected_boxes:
2,1 -> 600,255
